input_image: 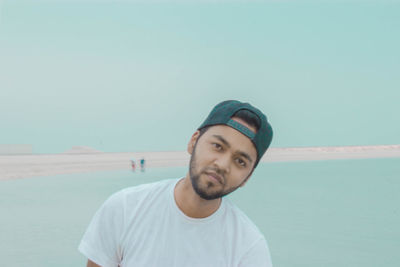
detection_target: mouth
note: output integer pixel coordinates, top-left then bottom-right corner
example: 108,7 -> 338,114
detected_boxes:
205,171 -> 223,184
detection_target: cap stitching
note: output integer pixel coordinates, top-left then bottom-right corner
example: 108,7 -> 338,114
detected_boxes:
227,119 -> 256,140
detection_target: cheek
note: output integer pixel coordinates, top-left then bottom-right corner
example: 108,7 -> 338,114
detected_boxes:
196,145 -> 216,163
227,168 -> 248,182
191,147 -> 210,170
237,167 -> 253,181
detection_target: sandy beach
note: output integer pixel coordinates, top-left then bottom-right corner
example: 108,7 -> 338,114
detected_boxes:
1,145 -> 400,180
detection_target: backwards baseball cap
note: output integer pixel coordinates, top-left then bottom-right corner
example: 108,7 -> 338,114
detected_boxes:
198,100 -> 273,164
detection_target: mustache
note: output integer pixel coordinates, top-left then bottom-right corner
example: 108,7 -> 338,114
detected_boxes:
203,167 -> 225,178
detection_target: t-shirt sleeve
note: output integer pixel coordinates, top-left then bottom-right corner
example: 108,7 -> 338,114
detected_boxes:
238,237 -> 273,267
78,191 -> 126,267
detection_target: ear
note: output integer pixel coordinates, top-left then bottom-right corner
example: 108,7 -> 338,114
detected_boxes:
187,130 -> 200,155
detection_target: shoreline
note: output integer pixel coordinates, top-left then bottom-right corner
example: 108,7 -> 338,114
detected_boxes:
1,145 -> 400,180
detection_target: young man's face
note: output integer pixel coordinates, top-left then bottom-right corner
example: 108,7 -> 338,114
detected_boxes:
188,118 -> 258,200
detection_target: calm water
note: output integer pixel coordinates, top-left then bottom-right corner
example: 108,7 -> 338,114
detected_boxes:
1,158 -> 399,267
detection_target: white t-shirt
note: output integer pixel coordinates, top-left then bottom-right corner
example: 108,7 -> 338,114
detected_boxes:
79,178 -> 273,267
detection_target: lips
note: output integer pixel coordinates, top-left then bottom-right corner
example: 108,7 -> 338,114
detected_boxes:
205,171 -> 223,184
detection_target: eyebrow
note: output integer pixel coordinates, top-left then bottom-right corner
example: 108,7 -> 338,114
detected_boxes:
212,135 -> 254,164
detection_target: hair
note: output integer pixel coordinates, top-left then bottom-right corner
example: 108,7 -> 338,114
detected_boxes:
197,109 -> 261,169
232,109 -> 261,131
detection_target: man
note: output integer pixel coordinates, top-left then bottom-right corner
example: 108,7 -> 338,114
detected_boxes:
79,100 -> 274,267
140,158 -> 146,172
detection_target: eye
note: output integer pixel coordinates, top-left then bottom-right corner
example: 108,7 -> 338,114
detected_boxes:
212,143 -> 223,151
236,158 -> 246,167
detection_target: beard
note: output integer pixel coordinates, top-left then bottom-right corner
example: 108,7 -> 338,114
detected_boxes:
189,143 -> 243,200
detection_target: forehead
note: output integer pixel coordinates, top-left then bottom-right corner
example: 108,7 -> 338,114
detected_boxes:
201,124 -> 258,160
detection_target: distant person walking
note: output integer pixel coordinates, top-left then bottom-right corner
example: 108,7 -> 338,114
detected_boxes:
130,158 -> 136,172
140,158 -> 146,172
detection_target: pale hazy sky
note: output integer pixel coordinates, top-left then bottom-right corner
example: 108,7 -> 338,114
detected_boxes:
1,1 -> 399,153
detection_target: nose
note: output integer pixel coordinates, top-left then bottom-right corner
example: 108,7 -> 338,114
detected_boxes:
213,153 -> 231,175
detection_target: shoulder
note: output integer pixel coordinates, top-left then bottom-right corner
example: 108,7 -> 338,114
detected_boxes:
107,178 -> 177,209
121,178 -> 176,197
223,199 -> 264,239
222,199 -> 273,266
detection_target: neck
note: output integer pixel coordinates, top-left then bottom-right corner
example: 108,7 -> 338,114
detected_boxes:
174,174 -> 222,218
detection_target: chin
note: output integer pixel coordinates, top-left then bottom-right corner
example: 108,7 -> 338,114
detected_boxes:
193,179 -> 223,200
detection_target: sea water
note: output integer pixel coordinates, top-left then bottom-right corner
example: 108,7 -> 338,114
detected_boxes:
1,158 -> 399,267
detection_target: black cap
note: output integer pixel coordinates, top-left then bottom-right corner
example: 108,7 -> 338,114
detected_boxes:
198,100 -> 273,164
